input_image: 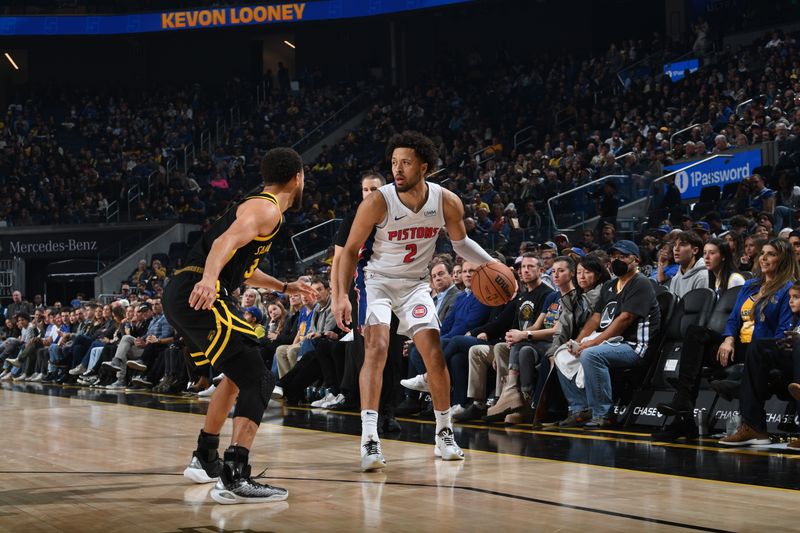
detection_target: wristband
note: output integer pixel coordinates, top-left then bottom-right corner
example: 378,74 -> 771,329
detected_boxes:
282,281 -> 288,293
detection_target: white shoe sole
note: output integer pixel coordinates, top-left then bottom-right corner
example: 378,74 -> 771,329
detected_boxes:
361,456 -> 387,472
210,488 -> 289,505
400,379 -> 429,393
719,437 -> 771,447
183,466 -> 219,484
435,446 -> 465,460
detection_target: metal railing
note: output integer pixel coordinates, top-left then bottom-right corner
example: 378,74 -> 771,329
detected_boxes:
256,79 -> 268,107
105,200 -> 119,222
291,92 -> 367,153
146,169 -> 157,196
126,184 -> 141,220
547,174 -> 628,233
200,129 -> 211,154
546,154 -> 737,233
513,125 -> 535,150
472,145 -> 497,167
165,156 -> 177,180
734,95 -> 766,117
669,123 -> 700,150
182,142 -> 195,174
0,259 -> 16,298
290,218 -> 342,263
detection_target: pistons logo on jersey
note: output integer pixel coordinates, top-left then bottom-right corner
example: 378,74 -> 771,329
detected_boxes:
387,227 -> 440,241
412,305 -> 428,318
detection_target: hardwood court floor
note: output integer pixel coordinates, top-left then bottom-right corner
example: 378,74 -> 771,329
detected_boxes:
0,386 -> 798,533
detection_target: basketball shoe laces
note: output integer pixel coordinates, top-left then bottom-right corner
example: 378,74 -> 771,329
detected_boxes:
363,440 -> 381,456
234,465 -> 280,495
439,428 -> 456,446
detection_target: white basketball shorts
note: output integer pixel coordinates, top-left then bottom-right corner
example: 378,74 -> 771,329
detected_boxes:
363,272 -> 440,338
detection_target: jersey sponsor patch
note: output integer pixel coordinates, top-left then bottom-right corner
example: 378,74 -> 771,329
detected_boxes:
412,304 -> 428,318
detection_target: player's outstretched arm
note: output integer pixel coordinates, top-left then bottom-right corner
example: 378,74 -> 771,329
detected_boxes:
441,189 -> 496,266
332,192 -> 387,331
189,200 -> 280,310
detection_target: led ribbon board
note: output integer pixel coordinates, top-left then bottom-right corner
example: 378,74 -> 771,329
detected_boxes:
0,0 -> 472,36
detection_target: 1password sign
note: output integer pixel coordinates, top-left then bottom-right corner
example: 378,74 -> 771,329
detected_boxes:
664,148 -> 762,200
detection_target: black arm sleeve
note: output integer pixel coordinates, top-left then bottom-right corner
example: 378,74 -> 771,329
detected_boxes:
334,214 -> 355,247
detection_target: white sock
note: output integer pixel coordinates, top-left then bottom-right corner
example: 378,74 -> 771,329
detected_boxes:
361,410 -> 379,443
434,408 -> 451,434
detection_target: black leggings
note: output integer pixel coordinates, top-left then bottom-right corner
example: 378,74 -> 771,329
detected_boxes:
673,325 -> 748,404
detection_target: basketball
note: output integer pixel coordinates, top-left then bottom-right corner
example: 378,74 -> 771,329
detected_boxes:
471,261 -> 516,306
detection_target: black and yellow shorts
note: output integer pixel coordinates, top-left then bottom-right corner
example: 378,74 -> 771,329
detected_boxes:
163,268 -> 259,368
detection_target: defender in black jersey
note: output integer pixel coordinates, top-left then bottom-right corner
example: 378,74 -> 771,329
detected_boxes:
163,147 -> 315,505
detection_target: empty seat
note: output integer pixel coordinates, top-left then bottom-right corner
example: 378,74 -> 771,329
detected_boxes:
651,288 -> 716,389
706,285 -> 743,335
168,242 -> 189,263
187,230 -> 203,247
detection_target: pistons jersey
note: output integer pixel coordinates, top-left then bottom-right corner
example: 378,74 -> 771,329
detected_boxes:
362,181 -> 446,280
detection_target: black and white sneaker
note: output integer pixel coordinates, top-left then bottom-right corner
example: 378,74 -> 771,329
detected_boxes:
210,463 -> 288,504
127,359 -> 148,372
360,437 -> 386,471
435,427 -> 465,461
183,453 -> 223,484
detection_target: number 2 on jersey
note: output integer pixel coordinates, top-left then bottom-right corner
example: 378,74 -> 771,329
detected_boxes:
403,243 -> 417,263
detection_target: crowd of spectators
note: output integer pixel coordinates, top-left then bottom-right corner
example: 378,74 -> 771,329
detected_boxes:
2,26 -> 800,448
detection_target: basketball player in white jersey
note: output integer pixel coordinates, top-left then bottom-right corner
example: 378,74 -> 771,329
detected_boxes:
333,131 -> 498,471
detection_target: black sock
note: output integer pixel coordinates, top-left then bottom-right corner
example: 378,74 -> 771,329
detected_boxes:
224,445 -> 250,465
196,430 -> 220,462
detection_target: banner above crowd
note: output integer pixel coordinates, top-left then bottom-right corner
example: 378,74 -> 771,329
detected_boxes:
665,147 -> 763,200
0,0 -> 471,36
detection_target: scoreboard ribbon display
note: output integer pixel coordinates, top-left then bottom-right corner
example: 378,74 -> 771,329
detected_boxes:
0,0 -> 471,35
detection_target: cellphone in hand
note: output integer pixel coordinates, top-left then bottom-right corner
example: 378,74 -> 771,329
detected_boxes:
566,339 -> 580,352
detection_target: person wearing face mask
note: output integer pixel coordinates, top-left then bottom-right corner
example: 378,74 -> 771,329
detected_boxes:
558,240 -> 661,428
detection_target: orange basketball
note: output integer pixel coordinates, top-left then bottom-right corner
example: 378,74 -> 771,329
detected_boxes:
471,261 -> 516,306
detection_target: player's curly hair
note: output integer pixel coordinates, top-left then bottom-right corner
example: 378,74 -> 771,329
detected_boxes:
386,131 -> 438,173
261,147 -> 303,185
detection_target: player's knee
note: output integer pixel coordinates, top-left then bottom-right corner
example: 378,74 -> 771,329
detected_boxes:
364,337 -> 389,359
234,373 -> 272,424
230,349 -> 274,424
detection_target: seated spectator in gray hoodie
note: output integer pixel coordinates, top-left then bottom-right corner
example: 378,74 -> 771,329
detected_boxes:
669,231 -> 707,299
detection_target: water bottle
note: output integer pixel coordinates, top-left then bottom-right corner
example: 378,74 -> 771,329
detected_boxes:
725,412 -> 741,436
694,408 -> 707,436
